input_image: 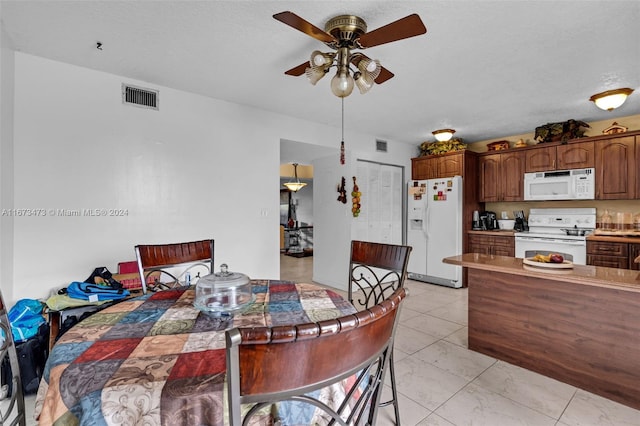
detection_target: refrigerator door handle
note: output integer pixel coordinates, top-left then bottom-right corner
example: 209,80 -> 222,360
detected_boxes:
423,202 -> 430,239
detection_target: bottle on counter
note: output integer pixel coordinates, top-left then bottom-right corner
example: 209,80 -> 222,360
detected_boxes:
601,210 -> 612,230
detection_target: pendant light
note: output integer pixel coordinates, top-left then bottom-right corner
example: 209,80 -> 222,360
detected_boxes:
283,163 -> 307,192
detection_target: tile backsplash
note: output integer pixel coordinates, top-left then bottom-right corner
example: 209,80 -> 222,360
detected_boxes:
486,199 -> 640,228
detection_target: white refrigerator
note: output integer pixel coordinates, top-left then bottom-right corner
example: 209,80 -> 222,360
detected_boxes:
407,176 -> 463,288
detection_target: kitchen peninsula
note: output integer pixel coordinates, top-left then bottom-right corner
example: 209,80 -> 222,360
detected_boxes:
443,253 -> 640,410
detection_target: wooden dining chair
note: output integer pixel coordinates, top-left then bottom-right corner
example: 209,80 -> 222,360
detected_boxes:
0,291 -> 26,426
134,239 -> 214,293
348,240 -> 412,425
226,287 -> 407,426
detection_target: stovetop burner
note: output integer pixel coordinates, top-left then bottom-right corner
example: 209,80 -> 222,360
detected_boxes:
561,226 -> 592,236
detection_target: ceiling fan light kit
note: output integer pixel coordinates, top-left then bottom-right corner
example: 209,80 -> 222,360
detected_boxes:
589,88 -> 634,111
274,11 -> 426,98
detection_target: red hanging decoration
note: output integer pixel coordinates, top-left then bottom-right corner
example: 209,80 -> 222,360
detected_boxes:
337,177 -> 347,204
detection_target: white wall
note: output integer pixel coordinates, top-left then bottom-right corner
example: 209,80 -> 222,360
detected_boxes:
312,142 -> 414,290
0,19 -> 16,304
6,52 -> 416,305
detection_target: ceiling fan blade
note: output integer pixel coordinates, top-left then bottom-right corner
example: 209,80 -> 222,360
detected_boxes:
273,11 -> 336,44
284,62 -> 308,76
357,14 -> 427,48
375,67 -> 394,84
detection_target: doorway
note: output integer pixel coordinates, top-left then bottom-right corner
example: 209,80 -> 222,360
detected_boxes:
280,140 -> 337,283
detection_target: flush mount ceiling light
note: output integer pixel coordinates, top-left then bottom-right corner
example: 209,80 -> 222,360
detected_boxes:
432,129 -> 456,142
589,88 -> 634,111
274,11 -> 426,98
283,163 -> 307,192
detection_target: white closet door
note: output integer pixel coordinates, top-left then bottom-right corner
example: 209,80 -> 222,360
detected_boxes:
352,160 -> 404,245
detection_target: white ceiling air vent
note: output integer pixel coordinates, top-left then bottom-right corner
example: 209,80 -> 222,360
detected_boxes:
376,139 -> 388,153
122,83 -> 159,110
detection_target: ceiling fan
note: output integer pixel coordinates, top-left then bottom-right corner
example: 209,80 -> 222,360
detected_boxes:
273,11 -> 427,97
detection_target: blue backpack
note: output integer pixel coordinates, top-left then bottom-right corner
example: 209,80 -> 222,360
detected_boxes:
8,299 -> 46,343
66,282 -> 130,302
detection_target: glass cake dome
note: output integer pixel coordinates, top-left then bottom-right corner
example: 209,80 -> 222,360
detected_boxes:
193,264 -> 254,314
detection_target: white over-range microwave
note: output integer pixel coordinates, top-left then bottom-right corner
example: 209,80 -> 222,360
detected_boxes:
524,167 -> 595,201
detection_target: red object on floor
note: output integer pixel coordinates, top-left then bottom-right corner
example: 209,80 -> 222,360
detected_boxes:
118,261 -> 138,274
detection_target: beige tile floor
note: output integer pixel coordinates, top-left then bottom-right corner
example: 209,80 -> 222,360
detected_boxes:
16,255 -> 639,425
280,254 -> 640,426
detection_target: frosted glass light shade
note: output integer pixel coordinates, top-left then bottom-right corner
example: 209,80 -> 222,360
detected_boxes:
310,50 -> 334,67
354,72 -> 374,94
305,66 -> 327,85
283,181 -> 307,192
283,163 -> 307,192
358,57 -> 381,80
590,88 -> 634,111
432,129 -> 456,142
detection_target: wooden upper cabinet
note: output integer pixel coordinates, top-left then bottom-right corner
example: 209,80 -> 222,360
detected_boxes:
556,141 -> 594,169
478,151 -> 524,202
411,151 -> 467,180
501,151 -> 525,201
525,146 -> 555,172
411,157 -> 437,180
478,154 -> 501,202
525,141 -> 594,172
595,135 -> 636,199
439,155 -> 464,177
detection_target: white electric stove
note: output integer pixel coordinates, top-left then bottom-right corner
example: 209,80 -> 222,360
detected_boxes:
514,207 -> 596,265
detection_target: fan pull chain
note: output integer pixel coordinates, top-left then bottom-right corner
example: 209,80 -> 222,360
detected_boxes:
340,98 -> 345,165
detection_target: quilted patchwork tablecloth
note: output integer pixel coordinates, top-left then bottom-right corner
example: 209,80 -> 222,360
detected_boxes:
34,280 -> 356,425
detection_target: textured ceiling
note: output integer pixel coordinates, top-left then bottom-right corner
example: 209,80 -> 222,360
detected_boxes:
2,1 -> 639,151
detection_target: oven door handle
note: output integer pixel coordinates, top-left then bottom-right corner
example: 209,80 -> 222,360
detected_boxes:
516,237 -> 585,246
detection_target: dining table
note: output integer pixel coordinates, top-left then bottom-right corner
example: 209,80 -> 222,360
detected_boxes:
34,279 -> 357,425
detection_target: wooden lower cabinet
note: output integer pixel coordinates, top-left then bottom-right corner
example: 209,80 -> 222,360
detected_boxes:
587,240 -> 630,269
467,267 -> 640,410
468,234 -> 514,257
630,243 -> 640,271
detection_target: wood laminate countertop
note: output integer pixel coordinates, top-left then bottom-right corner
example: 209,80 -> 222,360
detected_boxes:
587,234 -> 640,243
444,253 -> 640,292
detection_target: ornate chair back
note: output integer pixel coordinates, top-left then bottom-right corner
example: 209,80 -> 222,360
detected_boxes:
135,239 -> 214,293
348,240 -> 412,425
0,292 -> 26,426
349,240 -> 412,310
226,287 -> 407,426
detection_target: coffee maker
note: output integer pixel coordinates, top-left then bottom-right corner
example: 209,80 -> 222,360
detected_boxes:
479,211 -> 498,230
472,211 -> 482,230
